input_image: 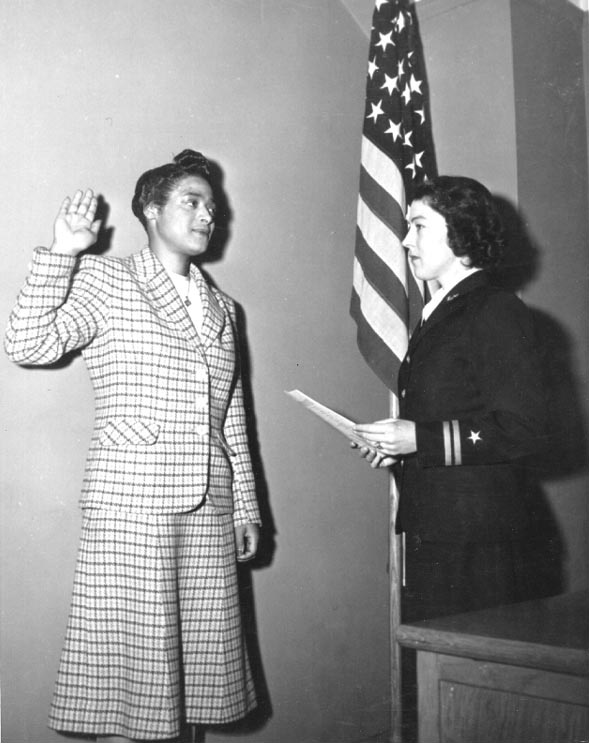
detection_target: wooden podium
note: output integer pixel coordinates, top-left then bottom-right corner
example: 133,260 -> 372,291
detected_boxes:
396,591 -> 589,743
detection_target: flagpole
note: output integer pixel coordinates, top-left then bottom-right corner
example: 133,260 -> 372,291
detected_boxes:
388,392 -> 402,743
349,3 -> 436,739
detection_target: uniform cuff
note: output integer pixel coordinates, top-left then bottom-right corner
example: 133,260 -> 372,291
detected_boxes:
416,420 -> 463,467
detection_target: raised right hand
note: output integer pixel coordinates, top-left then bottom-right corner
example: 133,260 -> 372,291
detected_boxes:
50,189 -> 101,255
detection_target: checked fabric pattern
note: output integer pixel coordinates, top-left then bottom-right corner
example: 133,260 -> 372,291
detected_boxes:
5,245 -> 262,735
5,246 -> 261,524
48,507 -> 256,738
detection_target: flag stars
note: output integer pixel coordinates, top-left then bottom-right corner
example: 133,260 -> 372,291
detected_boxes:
381,73 -> 399,95
367,99 -> 385,123
376,30 -> 394,51
405,152 -> 424,179
409,74 -> 423,95
354,0 -> 435,380
405,160 -> 417,178
384,119 -> 402,141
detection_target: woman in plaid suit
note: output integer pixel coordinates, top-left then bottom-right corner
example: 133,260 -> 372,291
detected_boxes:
5,150 -> 262,741
353,176 -> 549,621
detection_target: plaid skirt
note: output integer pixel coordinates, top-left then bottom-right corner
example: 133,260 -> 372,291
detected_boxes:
48,504 -> 256,740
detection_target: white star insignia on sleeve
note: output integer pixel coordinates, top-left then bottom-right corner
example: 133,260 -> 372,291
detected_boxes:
468,431 -> 482,445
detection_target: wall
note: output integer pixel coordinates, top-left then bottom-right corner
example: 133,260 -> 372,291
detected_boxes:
0,2 -> 391,742
510,0 -> 589,591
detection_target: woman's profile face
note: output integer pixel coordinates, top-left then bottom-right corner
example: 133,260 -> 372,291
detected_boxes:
402,199 -> 462,285
146,175 -> 216,260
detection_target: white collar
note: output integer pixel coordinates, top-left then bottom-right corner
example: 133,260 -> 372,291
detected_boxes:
422,267 -> 482,322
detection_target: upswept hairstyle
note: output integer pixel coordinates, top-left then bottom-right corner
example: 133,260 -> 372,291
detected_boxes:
132,149 -> 212,231
412,176 -> 504,269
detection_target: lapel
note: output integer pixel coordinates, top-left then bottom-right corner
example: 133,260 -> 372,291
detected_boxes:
131,247 -> 226,348
408,271 -> 489,353
190,264 -> 227,348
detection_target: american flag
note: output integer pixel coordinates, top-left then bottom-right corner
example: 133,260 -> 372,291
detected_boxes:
350,0 -> 436,393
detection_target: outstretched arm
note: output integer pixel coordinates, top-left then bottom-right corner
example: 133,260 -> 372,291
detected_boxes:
4,189 -> 109,365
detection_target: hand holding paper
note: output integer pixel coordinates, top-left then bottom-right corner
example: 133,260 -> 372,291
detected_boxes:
354,418 -> 417,457
286,389 -> 411,468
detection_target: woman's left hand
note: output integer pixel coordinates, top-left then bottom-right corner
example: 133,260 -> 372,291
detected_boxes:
353,418 -> 417,457
235,523 -> 260,562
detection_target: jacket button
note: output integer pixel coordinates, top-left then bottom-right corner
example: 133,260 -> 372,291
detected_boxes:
401,389 -> 406,398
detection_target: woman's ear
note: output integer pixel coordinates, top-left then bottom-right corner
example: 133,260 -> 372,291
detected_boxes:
143,203 -> 158,221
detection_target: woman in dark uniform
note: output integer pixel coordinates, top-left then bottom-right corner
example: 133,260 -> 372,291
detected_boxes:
354,175 -> 549,622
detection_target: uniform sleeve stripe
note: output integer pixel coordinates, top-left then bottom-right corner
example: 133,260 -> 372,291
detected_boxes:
443,421 -> 452,466
452,420 -> 462,465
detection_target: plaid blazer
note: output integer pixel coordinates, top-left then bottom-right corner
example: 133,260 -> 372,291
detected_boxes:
5,246 -> 260,524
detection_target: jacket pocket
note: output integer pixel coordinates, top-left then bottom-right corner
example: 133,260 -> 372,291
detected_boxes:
214,431 -> 237,457
99,418 -> 160,448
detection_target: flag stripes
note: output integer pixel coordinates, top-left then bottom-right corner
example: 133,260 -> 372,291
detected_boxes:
354,228 -> 409,327
350,288 -> 405,385
350,0 -> 436,393
352,260 -> 410,375
360,138 -> 406,238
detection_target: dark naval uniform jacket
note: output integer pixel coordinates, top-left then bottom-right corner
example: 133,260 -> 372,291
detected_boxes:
397,271 -> 546,544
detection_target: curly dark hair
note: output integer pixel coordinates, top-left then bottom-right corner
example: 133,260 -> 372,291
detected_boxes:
412,176 -> 504,269
132,149 -> 213,230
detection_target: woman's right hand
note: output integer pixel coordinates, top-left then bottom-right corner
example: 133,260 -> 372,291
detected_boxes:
50,189 -> 101,255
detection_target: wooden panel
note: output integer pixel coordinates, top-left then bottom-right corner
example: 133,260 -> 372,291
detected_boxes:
440,681 -> 589,743
402,594 -> 589,742
417,652 -> 441,743
397,592 -> 589,677
435,654 -> 589,706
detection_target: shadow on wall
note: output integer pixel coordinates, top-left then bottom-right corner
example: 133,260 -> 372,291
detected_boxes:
491,195 -> 589,595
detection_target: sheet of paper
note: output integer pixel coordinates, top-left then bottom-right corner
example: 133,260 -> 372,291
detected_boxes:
285,389 -> 367,446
